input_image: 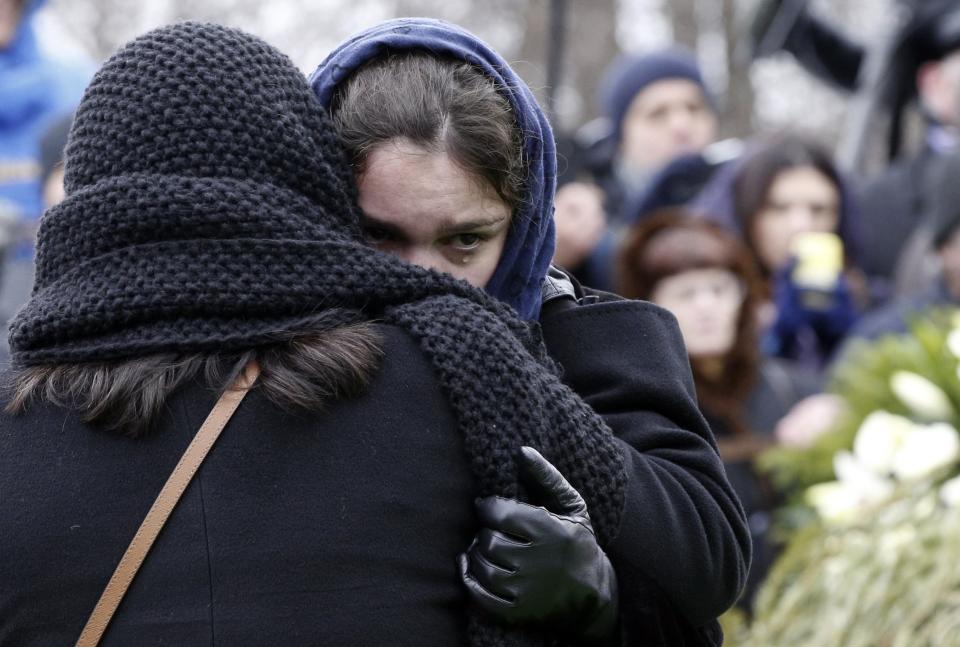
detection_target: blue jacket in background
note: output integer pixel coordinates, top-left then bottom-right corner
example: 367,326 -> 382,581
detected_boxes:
0,0 -> 90,230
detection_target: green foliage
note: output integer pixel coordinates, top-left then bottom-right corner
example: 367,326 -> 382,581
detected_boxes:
757,421 -> 855,505
758,308 -> 960,503
737,486 -> 960,646
735,308 -> 960,644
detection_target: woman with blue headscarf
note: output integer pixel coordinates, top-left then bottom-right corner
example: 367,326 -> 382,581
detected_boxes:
310,18 -> 749,645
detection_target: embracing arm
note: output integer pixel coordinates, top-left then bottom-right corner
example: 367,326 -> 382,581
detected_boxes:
540,296 -> 751,628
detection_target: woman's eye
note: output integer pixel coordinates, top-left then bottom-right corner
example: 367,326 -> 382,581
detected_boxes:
448,233 -> 483,250
647,107 -> 668,122
713,280 -> 738,298
811,204 -> 836,219
363,226 -> 392,244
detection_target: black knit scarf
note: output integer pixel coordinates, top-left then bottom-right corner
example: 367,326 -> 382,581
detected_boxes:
9,23 -> 627,646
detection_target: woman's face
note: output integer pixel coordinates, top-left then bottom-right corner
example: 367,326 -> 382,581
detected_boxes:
356,139 -> 511,287
751,165 -> 841,273
651,267 -> 744,358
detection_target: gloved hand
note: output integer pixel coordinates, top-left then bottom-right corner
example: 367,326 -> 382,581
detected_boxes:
458,446 -> 619,643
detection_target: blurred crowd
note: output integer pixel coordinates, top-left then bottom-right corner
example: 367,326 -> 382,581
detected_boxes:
550,0 -> 960,611
5,0 -> 960,619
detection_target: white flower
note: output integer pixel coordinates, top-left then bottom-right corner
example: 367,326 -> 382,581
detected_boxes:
877,526 -> 916,565
806,475 -> 892,525
915,493 -> 937,520
834,450 -> 895,500
891,422 -> 960,481
940,474 -> 960,507
806,481 -> 863,524
806,451 -> 896,524
853,411 -> 914,475
948,329 -> 960,358
889,371 -> 955,421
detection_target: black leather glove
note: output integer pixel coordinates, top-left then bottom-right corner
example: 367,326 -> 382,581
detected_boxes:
458,446 -> 619,643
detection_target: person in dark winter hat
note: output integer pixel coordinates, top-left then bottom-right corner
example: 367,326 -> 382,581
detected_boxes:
588,47 -> 718,221
552,47 -> 720,291
598,48 -> 716,169
311,18 -> 749,646
0,21 -> 642,647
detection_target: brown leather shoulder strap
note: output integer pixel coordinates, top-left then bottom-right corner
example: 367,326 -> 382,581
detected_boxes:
75,361 -> 260,647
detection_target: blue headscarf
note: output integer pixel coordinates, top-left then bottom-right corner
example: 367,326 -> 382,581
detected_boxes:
309,18 -> 556,321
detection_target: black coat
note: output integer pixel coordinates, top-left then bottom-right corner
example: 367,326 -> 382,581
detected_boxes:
1,300 -> 747,645
541,293 -> 749,644
708,359 -> 819,609
1,325 -> 477,646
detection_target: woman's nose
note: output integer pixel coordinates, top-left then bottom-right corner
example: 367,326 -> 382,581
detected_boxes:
398,246 -> 444,273
668,110 -> 695,140
786,207 -> 817,234
690,287 -> 719,309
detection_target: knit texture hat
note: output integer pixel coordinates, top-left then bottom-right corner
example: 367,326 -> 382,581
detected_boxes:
309,18 -> 556,321
598,47 -> 713,142
8,23 -> 629,647
12,22 -> 534,366
10,21 -> 370,363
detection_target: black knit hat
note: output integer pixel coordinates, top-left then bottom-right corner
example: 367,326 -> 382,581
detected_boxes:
64,22 -> 361,237
598,48 -> 714,142
8,23 -> 374,365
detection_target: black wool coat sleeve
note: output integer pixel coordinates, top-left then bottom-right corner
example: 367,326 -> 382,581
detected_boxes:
539,295 -> 751,638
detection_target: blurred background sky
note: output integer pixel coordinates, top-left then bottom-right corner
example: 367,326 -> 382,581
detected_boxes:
34,0 -> 894,144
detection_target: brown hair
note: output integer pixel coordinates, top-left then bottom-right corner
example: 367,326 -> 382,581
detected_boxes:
732,135 -> 845,276
330,51 -> 526,211
617,210 -> 763,435
4,312 -> 383,437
